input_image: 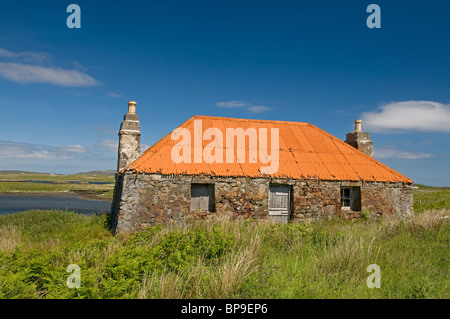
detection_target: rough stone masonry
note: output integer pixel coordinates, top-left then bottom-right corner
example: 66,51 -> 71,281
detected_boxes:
111,172 -> 413,233
117,101 -> 141,172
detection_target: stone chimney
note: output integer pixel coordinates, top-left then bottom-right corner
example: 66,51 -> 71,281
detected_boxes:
117,101 -> 141,172
345,119 -> 373,157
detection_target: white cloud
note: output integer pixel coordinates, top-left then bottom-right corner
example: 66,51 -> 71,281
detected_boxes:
0,47 -> 51,64
0,144 -> 53,159
374,147 -> 433,160
247,105 -> 271,113
59,145 -> 88,153
0,141 -> 89,160
0,62 -> 100,87
71,60 -> 88,72
216,100 -> 271,113
98,139 -> 118,153
107,92 -> 122,98
216,100 -> 248,108
20,150 -> 72,160
362,101 -> 450,133
0,47 -> 99,87
0,48 -> 16,58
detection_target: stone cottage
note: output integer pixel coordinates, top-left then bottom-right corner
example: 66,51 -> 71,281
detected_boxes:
110,101 -> 414,234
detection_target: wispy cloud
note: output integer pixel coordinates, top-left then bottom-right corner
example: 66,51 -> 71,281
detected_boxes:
374,147 -> 433,160
0,47 -> 100,87
59,145 -> 88,153
216,100 -> 271,113
247,105 -> 271,113
362,101 -> 450,133
0,141 -> 89,160
0,62 -> 99,87
97,139 -> 118,153
107,92 -> 122,98
0,47 -> 51,64
71,60 -> 88,72
216,100 -> 248,108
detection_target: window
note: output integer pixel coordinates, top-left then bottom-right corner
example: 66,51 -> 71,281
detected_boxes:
341,188 -> 351,209
269,184 -> 291,215
190,184 -> 215,212
341,187 -> 361,211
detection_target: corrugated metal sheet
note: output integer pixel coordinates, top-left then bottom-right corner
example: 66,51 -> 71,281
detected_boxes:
124,115 -> 413,183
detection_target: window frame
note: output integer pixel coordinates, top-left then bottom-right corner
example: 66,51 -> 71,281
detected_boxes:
341,187 -> 351,210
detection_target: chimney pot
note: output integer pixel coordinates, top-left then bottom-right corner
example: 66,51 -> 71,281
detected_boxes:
355,119 -> 362,132
128,101 -> 137,114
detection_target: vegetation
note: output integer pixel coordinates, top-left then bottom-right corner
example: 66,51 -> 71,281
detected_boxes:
0,186 -> 448,299
0,173 -> 115,199
0,172 -> 115,182
413,184 -> 450,213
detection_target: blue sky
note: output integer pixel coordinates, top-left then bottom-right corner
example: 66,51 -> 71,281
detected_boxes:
0,0 -> 449,186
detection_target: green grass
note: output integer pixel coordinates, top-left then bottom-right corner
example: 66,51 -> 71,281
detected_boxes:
0,185 -> 448,299
0,181 -> 114,198
0,208 -> 448,299
413,186 -> 450,213
0,174 -> 115,199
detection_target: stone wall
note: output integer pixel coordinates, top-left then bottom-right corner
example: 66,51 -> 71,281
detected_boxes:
111,172 -> 413,234
361,181 -> 414,216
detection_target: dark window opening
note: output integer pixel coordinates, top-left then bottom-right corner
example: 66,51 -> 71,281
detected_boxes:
190,184 -> 215,212
341,187 -> 361,211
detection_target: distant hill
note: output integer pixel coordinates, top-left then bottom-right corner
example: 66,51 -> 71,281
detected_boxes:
414,184 -> 450,191
75,170 -> 116,176
0,170 -> 59,175
0,170 -> 115,176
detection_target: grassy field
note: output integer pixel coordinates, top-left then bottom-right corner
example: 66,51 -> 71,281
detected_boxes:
0,187 -> 448,299
413,184 -> 450,213
0,172 -> 115,200
0,172 -> 114,182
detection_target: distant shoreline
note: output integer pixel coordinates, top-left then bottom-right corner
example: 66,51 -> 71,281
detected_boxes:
0,191 -> 112,202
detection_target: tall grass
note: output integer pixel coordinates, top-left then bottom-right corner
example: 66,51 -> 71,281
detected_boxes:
0,226 -> 22,252
138,240 -> 260,299
0,206 -> 448,299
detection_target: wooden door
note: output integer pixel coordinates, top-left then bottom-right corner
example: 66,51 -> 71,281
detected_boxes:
269,184 -> 290,215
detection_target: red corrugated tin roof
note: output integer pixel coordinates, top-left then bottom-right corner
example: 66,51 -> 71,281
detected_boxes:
122,115 -> 413,183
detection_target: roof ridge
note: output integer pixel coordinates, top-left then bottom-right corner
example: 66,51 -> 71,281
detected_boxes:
191,115 -> 310,126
